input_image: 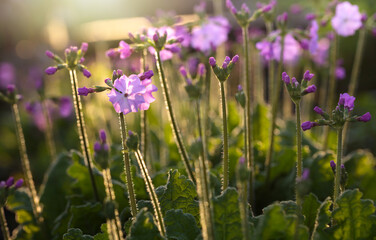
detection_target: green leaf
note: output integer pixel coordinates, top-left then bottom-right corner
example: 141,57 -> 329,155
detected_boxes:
6,189 -> 39,235
128,208 -> 164,240
212,188 -> 243,240
39,152 -> 74,229
228,101 -> 240,133
302,193 -> 321,235
156,170 -> 200,223
93,224 -> 109,240
253,203 -> 309,240
63,228 -> 93,240
252,103 -> 270,146
311,197 -> 333,240
332,189 -> 375,240
309,151 -> 335,200
164,209 -> 200,240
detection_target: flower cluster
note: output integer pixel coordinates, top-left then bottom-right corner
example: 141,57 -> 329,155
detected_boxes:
0,176 -> 23,206
180,62 -> 206,100
209,55 -> 239,82
0,84 -> 23,104
302,93 -> 371,131
282,70 -> 316,103
94,129 -> 110,169
45,43 -> 91,78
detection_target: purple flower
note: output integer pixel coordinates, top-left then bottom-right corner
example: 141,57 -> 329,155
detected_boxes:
291,77 -> 298,87
312,38 -> 330,66
118,41 -> 132,59
14,179 -> 23,189
301,121 -> 318,131
272,33 -> 302,64
357,112 -> 371,122
82,69 -> 91,78
304,85 -> 317,93
302,169 -> 310,180
45,50 -> 55,59
99,129 -> 107,143
282,72 -> 290,84
45,66 -> 58,75
80,42 -> 88,53
7,84 -> 15,93
330,160 -> 336,172
107,75 -> 147,114
258,0 -> 277,13
191,16 -> 230,55
222,56 -> 231,69
179,66 -> 188,78
303,70 -> 314,81
59,97 -> 72,117
148,26 -> 180,61
338,93 -> 355,111
331,2 -> 362,37
226,0 -> 237,15
313,106 -> 324,115
336,66 -> 346,80
0,181 -> 5,188
277,12 -> 288,23
139,76 -> 158,111
0,62 -> 15,89
308,20 -> 319,54
25,101 -> 47,131
239,157 -> 245,165
6,177 -> 14,187
198,63 -> 206,76
306,13 -> 316,21
238,85 -> 243,91
186,78 -> 192,85
209,57 -> 216,67
139,70 -> 154,80
78,87 -> 95,96
255,40 -> 274,61
106,49 -> 117,58
175,25 -> 191,48
94,141 -> 101,152
232,55 -> 239,63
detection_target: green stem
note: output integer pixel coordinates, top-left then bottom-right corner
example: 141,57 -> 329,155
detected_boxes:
0,207 -> 10,240
333,128 -> 343,206
41,99 -> 57,160
154,51 -> 196,184
102,168 -> 123,240
242,26 -> 254,208
323,35 -> 338,150
204,64 -> 211,159
238,180 -> 250,240
69,69 -> 99,201
295,102 -> 302,207
119,113 -> 138,217
343,27 -> 367,150
265,35 -> 285,182
135,150 -> 166,237
219,81 -> 229,191
11,103 -> 42,219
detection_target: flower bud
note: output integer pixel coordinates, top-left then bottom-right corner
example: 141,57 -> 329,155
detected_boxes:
209,57 -> 216,67
14,179 -> 23,189
6,177 -> 14,187
197,63 -> 206,77
80,42 -> 88,53
303,70 -> 314,81
357,112 -> 371,122
313,106 -> 324,115
82,69 -> 91,78
45,50 -> 55,59
45,66 -> 58,75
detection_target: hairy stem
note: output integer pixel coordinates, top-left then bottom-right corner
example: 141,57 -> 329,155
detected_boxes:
69,69 -> 99,201
219,81 -> 229,191
119,113 -> 138,217
135,150 -> 166,237
295,102 -> 302,207
41,99 -> 57,160
242,26 -> 254,208
0,207 -> 10,240
102,168 -> 123,240
333,128 -> 343,206
154,51 -> 196,184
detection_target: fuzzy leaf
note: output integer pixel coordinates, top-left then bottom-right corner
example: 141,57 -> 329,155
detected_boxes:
332,189 -> 375,240
164,209 -> 200,240
93,224 -> 109,240
63,228 -> 93,240
302,193 -> 321,235
212,187 -> 243,240
156,170 -> 199,222
311,197 -> 333,240
128,208 -> 164,240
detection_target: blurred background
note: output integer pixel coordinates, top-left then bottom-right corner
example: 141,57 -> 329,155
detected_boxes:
0,0 -> 376,200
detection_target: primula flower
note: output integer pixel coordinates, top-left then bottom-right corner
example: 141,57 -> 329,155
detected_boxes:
331,2 -> 362,37
106,41 -> 133,59
107,74 -> 156,115
301,121 -> 318,131
0,62 -> 15,89
312,38 -> 330,66
191,16 -> 230,55
147,26 -> 181,61
338,93 -> 355,111
357,112 -> 371,122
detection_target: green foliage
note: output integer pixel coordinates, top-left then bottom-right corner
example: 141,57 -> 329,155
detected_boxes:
128,208 -> 164,240
212,188 -> 243,240
311,198 -> 333,240
63,228 -> 93,240
332,189 -> 375,240
252,202 -> 309,239
302,193 -> 321,235
93,224 -> 109,240
164,209 -> 200,240
156,170 -> 200,223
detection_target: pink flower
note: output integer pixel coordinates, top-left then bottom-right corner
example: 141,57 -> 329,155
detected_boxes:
312,38 -> 330,66
118,41 -> 133,59
308,20 -> 319,54
147,26 -> 181,61
107,74 -> 156,114
331,2 -> 362,37
191,16 -> 230,55
272,33 -> 302,64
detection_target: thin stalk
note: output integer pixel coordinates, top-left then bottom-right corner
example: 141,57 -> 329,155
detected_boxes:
242,26 -> 254,207
154,51 -> 196,184
323,35 -> 338,150
0,207 -> 10,240
219,81 -> 229,191
11,103 -> 42,220
135,150 -> 166,237
203,64 -> 211,158
140,49 -> 151,172
69,69 -> 99,201
333,128 -> 343,206
41,99 -> 57,160
265,22 -> 274,104
119,113 -> 138,217
237,178 -> 250,240
295,102 -> 303,207
102,168 -> 123,240
195,100 -> 215,239
343,27 -> 367,149
265,35 -> 285,182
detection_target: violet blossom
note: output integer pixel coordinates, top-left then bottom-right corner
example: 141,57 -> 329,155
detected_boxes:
357,112 -> 371,122
338,93 -> 355,111
147,26 -> 181,61
331,1 -> 362,37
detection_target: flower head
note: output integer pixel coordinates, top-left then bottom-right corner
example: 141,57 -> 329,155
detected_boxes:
313,106 -> 324,115
301,121 -> 318,131
331,2 -> 362,37
338,93 -> 355,111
